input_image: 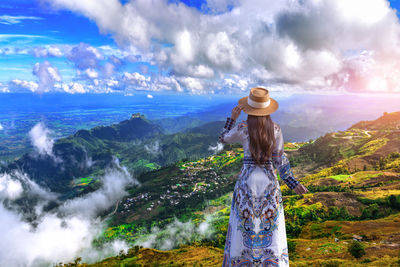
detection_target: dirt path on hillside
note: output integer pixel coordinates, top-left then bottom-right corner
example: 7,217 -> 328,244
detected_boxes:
331,130 -> 371,139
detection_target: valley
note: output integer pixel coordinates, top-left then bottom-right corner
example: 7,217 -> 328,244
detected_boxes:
2,111 -> 400,266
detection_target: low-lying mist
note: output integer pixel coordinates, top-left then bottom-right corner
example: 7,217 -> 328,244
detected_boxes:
0,156 -> 139,267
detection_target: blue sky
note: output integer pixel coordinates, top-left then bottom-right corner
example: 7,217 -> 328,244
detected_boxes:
1,0 -> 400,95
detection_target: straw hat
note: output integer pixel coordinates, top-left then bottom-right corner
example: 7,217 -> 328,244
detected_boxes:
238,87 -> 278,116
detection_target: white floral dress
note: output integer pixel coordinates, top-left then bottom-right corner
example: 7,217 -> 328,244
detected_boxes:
218,117 -> 300,267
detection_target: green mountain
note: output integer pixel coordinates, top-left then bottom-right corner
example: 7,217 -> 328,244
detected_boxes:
75,114 -> 163,142
2,114 -> 226,194
3,115 -> 162,193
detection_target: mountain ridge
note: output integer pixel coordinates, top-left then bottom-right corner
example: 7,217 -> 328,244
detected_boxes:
74,115 -> 164,142
349,111 -> 400,131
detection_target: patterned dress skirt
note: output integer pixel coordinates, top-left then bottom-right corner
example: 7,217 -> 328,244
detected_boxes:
222,161 -> 289,267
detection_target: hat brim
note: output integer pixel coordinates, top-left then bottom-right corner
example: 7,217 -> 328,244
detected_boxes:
238,96 -> 279,116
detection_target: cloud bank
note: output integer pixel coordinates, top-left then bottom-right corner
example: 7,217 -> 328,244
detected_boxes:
0,157 -> 139,267
134,214 -> 215,250
38,0 -> 400,94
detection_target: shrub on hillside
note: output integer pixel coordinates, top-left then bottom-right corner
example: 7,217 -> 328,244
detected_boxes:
360,203 -> 379,219
322,259 -> 342,267
347,240 -> 366,258
287,239 -> 297,255
388,194 -> 400,209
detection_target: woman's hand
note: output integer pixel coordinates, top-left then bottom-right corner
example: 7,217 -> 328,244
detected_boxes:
231,104 -> 244,120
293,183 -> 309,195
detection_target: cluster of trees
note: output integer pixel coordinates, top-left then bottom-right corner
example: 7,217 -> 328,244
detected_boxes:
283,194 -> 400,238
306,185 -> 350,193
388,194 -> 400,209
374,152 -> 400,170
357,194 -> 400,220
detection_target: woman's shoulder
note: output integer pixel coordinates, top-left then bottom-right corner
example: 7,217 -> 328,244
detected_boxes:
236,120 -> 280,130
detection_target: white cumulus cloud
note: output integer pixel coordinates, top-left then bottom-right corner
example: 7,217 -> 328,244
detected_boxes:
32,61 -> 61,93
0,173 -> 23,200
42,0 -> 400,93
28,122 -> 61,163
11,79 -> 39,93
59,82 -> 87,94
85,68 -> 99,79
123,72 -> 151,89
32,46 -> 63,57
67,43 -> 104,70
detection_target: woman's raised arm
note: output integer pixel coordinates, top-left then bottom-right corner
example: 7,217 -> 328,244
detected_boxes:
218,105 -> 244,144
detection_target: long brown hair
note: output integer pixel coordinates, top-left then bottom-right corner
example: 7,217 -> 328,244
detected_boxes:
247,114 -> 276,165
